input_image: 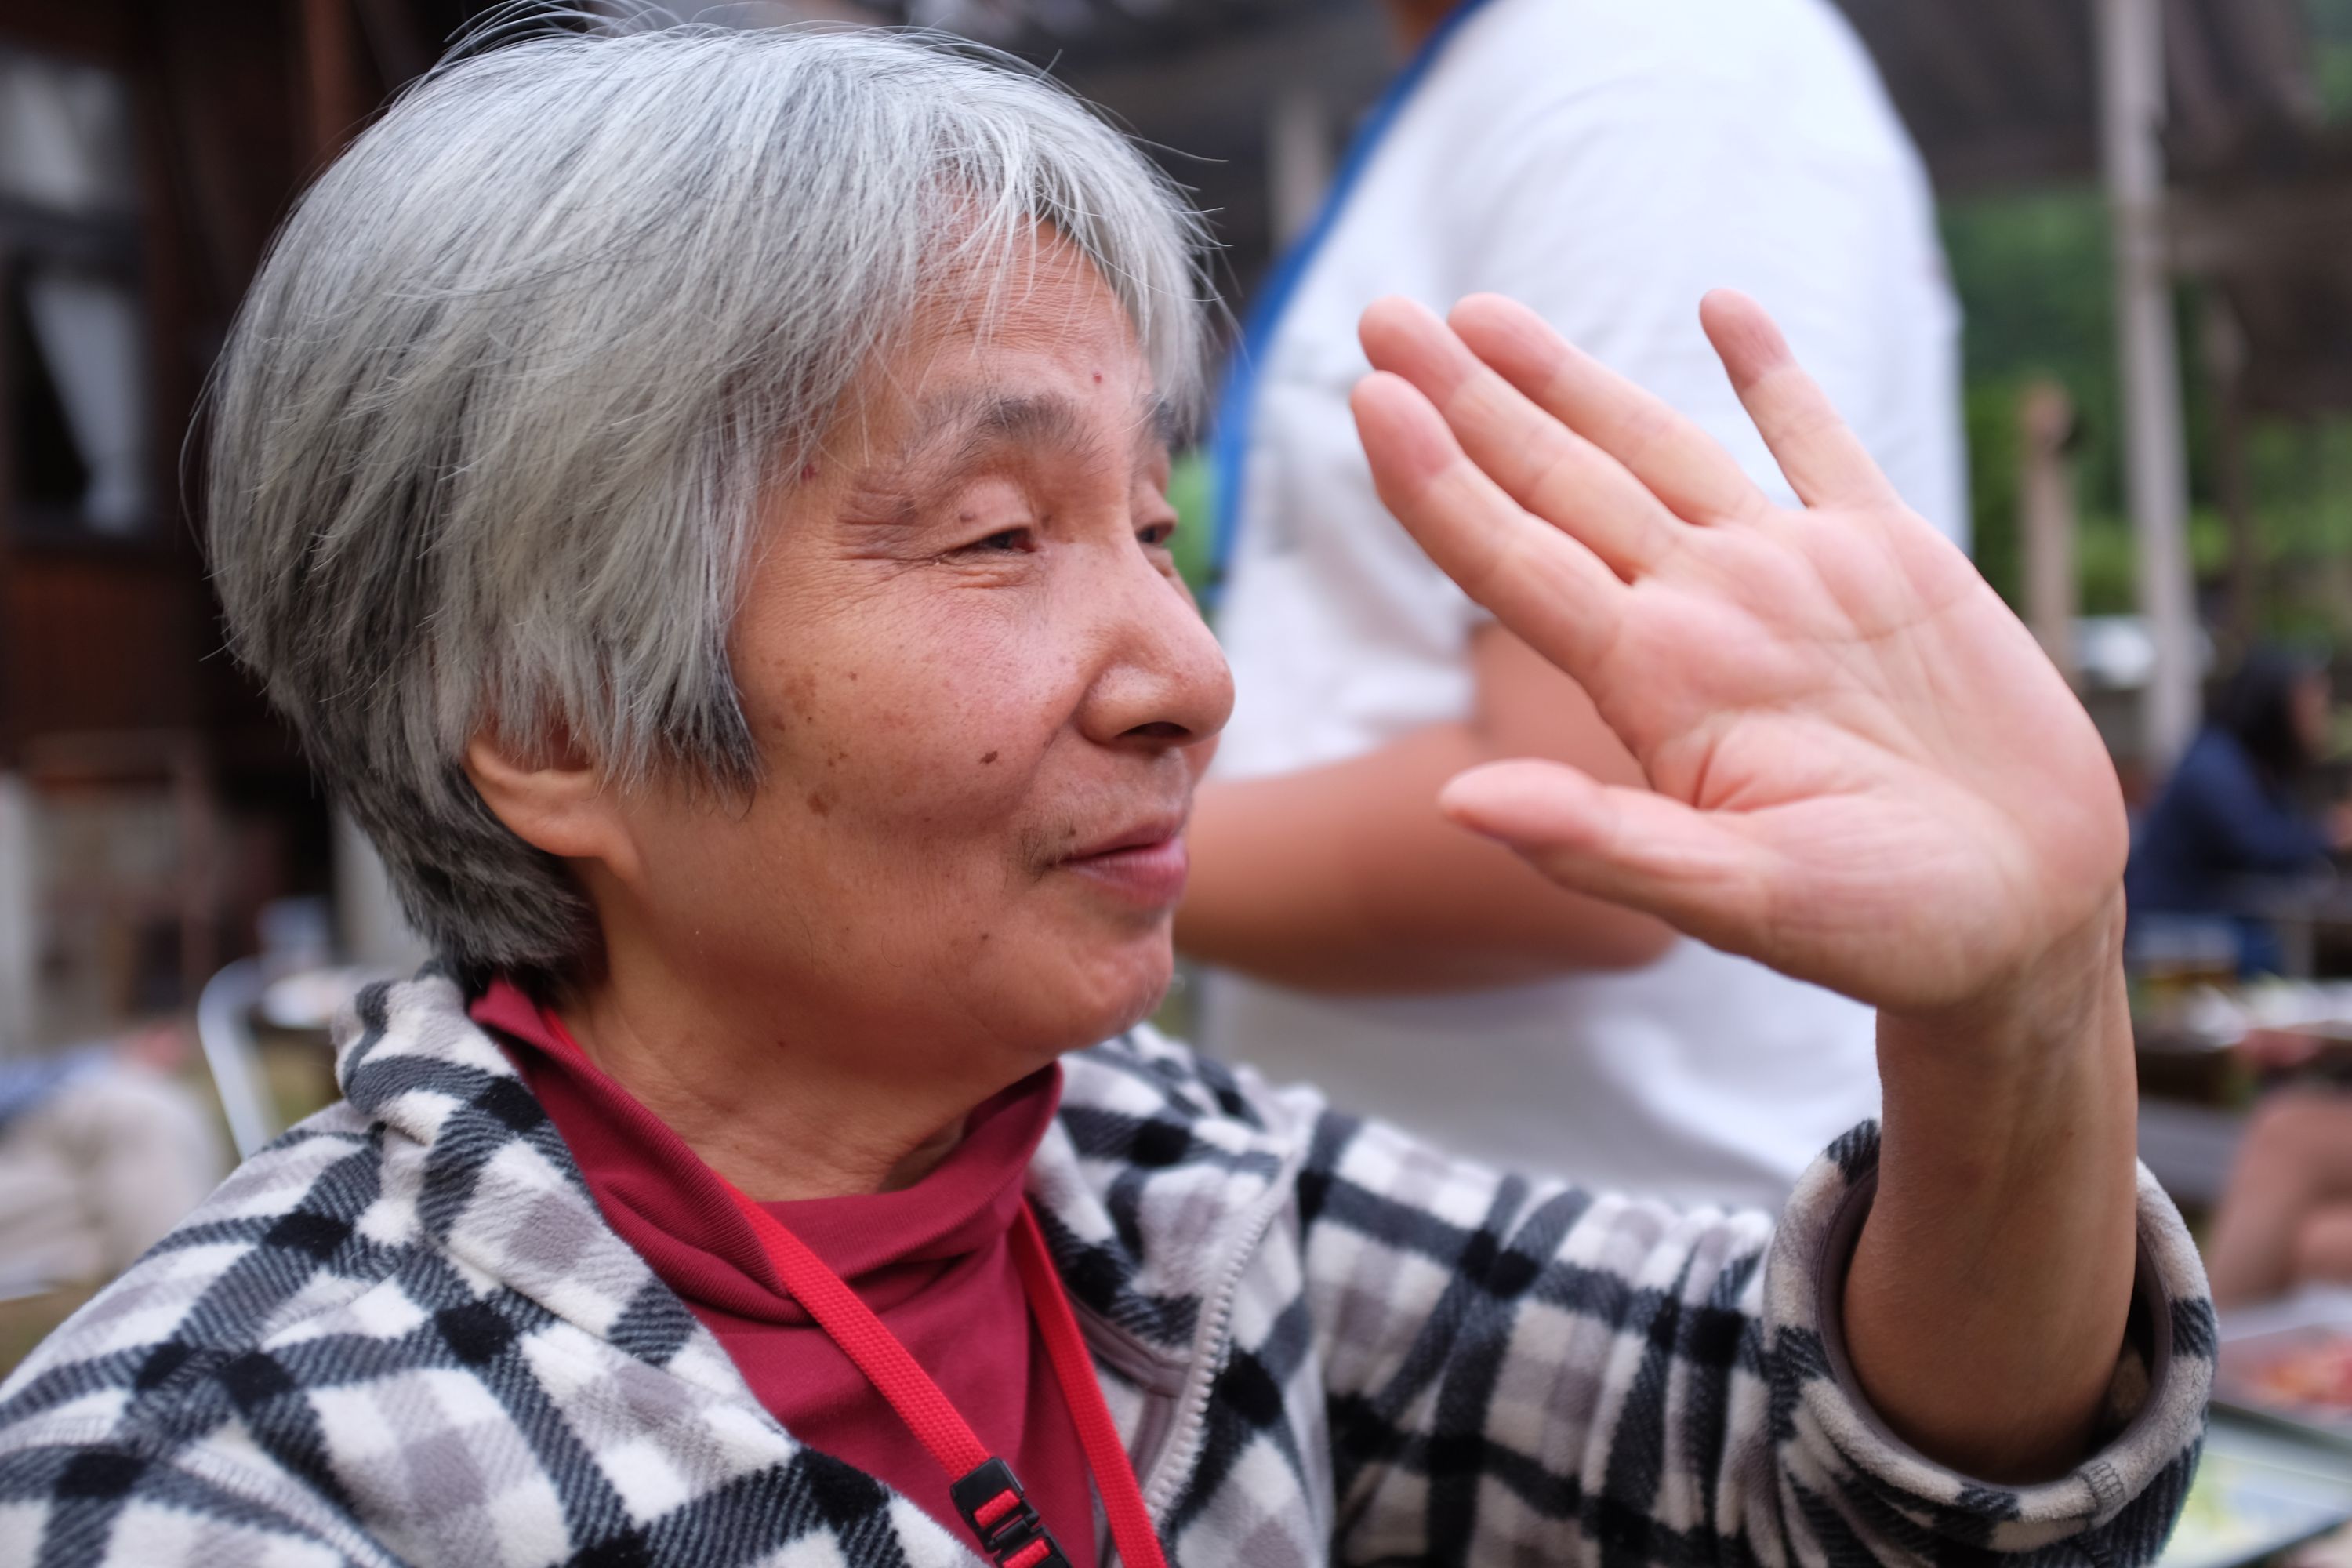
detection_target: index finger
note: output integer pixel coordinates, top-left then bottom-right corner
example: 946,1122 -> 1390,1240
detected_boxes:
1449,293 -> 1766,527
1349,369 -> 1626,677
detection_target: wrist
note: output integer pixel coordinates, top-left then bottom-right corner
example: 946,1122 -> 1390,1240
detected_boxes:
1878,886 -> 2128,1069
1873,884 -> 2136,1197
1851,888 -> 2141,1482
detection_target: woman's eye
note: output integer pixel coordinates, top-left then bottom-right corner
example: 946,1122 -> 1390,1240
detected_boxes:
965,527 -> 1033,554
1138,521 -> 1177,549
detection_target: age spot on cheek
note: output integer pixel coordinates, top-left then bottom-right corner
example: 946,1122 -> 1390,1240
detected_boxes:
778,672 -> 818,722
807,793 -> 832,816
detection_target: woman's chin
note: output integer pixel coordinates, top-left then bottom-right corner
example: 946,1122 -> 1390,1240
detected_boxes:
1032,931 -> 1174,1049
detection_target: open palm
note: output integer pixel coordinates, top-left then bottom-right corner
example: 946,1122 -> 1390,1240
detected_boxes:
1351,292 -> 2127,1014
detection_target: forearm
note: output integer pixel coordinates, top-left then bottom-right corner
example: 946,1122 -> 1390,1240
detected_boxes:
1844,890 -> 2140,1483
1177,724 -> 1672,991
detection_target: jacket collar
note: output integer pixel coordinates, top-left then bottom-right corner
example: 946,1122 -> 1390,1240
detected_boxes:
330,968 -> 1298,1370
332,968 -> 761,1394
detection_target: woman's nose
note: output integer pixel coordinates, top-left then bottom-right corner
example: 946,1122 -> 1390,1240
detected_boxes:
1080,550 -> 1234,752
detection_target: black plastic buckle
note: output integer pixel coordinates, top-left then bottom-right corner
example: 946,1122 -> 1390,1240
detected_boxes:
949,1457 -> 1073,1568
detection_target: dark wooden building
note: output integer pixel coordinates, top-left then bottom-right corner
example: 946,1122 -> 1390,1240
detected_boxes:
0,1 -> 481,1044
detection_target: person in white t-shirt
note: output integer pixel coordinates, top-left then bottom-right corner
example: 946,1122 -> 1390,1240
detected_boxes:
1177,0 -> 1968,1208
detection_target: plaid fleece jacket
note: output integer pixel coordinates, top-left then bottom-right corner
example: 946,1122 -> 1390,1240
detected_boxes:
0,970 -> 2209,1568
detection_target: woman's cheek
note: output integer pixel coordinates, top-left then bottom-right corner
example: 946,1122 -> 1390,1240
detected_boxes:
809,641 -> 1062,833
924,601 -> 1075,762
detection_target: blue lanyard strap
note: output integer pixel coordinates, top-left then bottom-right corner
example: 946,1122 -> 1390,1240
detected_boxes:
1207,0 -> 1503,593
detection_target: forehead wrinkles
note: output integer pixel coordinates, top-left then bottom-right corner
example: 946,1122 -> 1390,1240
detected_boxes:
813,243 -> 1166,489
878,231 -> 1149,424
851,381 -> 1169,492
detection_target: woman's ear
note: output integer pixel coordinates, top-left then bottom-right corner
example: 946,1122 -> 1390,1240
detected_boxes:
463,727 -> 641,881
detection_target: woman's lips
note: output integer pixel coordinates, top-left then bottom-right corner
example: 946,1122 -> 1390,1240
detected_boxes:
1060,833 -> 1189,907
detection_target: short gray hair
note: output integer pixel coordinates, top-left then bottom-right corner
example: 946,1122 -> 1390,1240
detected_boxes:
206,21 -> 1211,985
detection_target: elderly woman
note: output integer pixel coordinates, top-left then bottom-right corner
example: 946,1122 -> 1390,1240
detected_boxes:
0,24 -> 2203,1568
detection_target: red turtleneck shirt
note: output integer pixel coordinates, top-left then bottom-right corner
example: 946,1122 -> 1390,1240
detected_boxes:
471,981 -> 1098,1566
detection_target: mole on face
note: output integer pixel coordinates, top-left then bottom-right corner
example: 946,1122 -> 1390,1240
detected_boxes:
1091,372 -> 1103,384
980,750 -> 999,765
800,463 -> 820,483
807,792 -> 832,816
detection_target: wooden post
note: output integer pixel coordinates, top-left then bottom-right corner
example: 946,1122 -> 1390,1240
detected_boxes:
1266,84 -> 1331,249
2018,381 -> 2080,687
2097,0 -> 2200,768
2201,295 -> 2259,662
299,0 -> 365,169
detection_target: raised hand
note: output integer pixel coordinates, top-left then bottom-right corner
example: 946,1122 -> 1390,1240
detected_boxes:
1348,292 -> 2127,1016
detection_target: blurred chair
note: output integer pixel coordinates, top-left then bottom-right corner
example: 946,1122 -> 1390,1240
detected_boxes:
196,897 -> 383,1160
194,956 -> 273,1160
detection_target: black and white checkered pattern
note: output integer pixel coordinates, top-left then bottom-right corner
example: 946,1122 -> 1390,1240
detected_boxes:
0,969 -> 2210,1566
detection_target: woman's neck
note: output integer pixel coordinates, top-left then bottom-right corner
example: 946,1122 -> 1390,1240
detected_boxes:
557,975 -> 982,1201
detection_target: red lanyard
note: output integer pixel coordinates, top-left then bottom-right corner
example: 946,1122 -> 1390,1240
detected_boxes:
724,1188 -> 1171,1568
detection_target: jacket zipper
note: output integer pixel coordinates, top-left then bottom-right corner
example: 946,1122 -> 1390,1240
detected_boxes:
1135,1144 -> 1308,1523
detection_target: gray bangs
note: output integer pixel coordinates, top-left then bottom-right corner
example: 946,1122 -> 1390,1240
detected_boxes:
204,20 -> 1213,983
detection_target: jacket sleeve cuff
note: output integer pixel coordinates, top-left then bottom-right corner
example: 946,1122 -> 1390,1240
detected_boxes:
1764,1122 -> 2212,1560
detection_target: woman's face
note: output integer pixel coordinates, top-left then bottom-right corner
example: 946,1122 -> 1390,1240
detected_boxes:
596,236 -> 1230,1069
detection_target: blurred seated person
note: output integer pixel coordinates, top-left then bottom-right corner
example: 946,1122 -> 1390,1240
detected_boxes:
0,1023 -> 227,1294
2126,649 -> 2352,977
2208,1089 -> 2352,1306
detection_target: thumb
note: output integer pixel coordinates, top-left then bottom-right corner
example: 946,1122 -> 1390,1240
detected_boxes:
1439,760 -> 1770,952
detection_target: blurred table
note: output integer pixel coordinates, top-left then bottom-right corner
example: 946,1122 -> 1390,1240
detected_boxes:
2159,1414 -> 2352,1568
2129,972 -> 2352,1207
2240,879 -> 2352,981
2170,1290 -> 2352,1568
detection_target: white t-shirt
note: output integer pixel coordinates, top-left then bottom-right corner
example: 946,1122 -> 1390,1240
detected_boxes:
1203,0 -> 1966,1209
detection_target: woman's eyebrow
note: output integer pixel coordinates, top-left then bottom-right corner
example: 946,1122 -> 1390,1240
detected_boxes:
949,392 -> 1098,469
858,387 -> 1163,507
838,394 -> 1082,531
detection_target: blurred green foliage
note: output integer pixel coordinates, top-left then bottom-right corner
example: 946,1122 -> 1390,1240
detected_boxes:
1943,175 -> 2352,646
1167,448 -> 1216,600
2317,0 -> 2352,119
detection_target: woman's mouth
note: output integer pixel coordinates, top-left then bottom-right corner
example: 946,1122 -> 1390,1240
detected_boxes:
1060,824 -> 1190,908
